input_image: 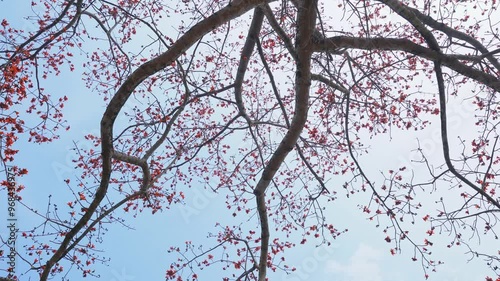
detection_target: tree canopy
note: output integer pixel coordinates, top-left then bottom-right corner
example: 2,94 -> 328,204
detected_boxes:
1,0 -> 500,280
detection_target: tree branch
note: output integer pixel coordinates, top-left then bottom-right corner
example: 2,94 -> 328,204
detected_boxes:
39,0 -> 271,279
314,36 -> 500,92
254,0 -> 317,280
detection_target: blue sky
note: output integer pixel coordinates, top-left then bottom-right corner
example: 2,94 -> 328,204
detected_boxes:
1,0 -> 498,280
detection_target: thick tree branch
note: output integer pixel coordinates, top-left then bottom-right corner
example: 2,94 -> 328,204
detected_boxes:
379,0 -> 500,209
254,0 -> 317,280
39,0 -> 270,279
406,6 -> 500,72
315,36 -> 500,92
234,7 -> 265,123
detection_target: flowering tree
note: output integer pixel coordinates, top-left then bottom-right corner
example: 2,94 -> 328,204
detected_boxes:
1,0 -> 500,280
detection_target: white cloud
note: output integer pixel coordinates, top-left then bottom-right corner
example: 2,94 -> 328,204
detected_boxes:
326,243 -> 383,281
